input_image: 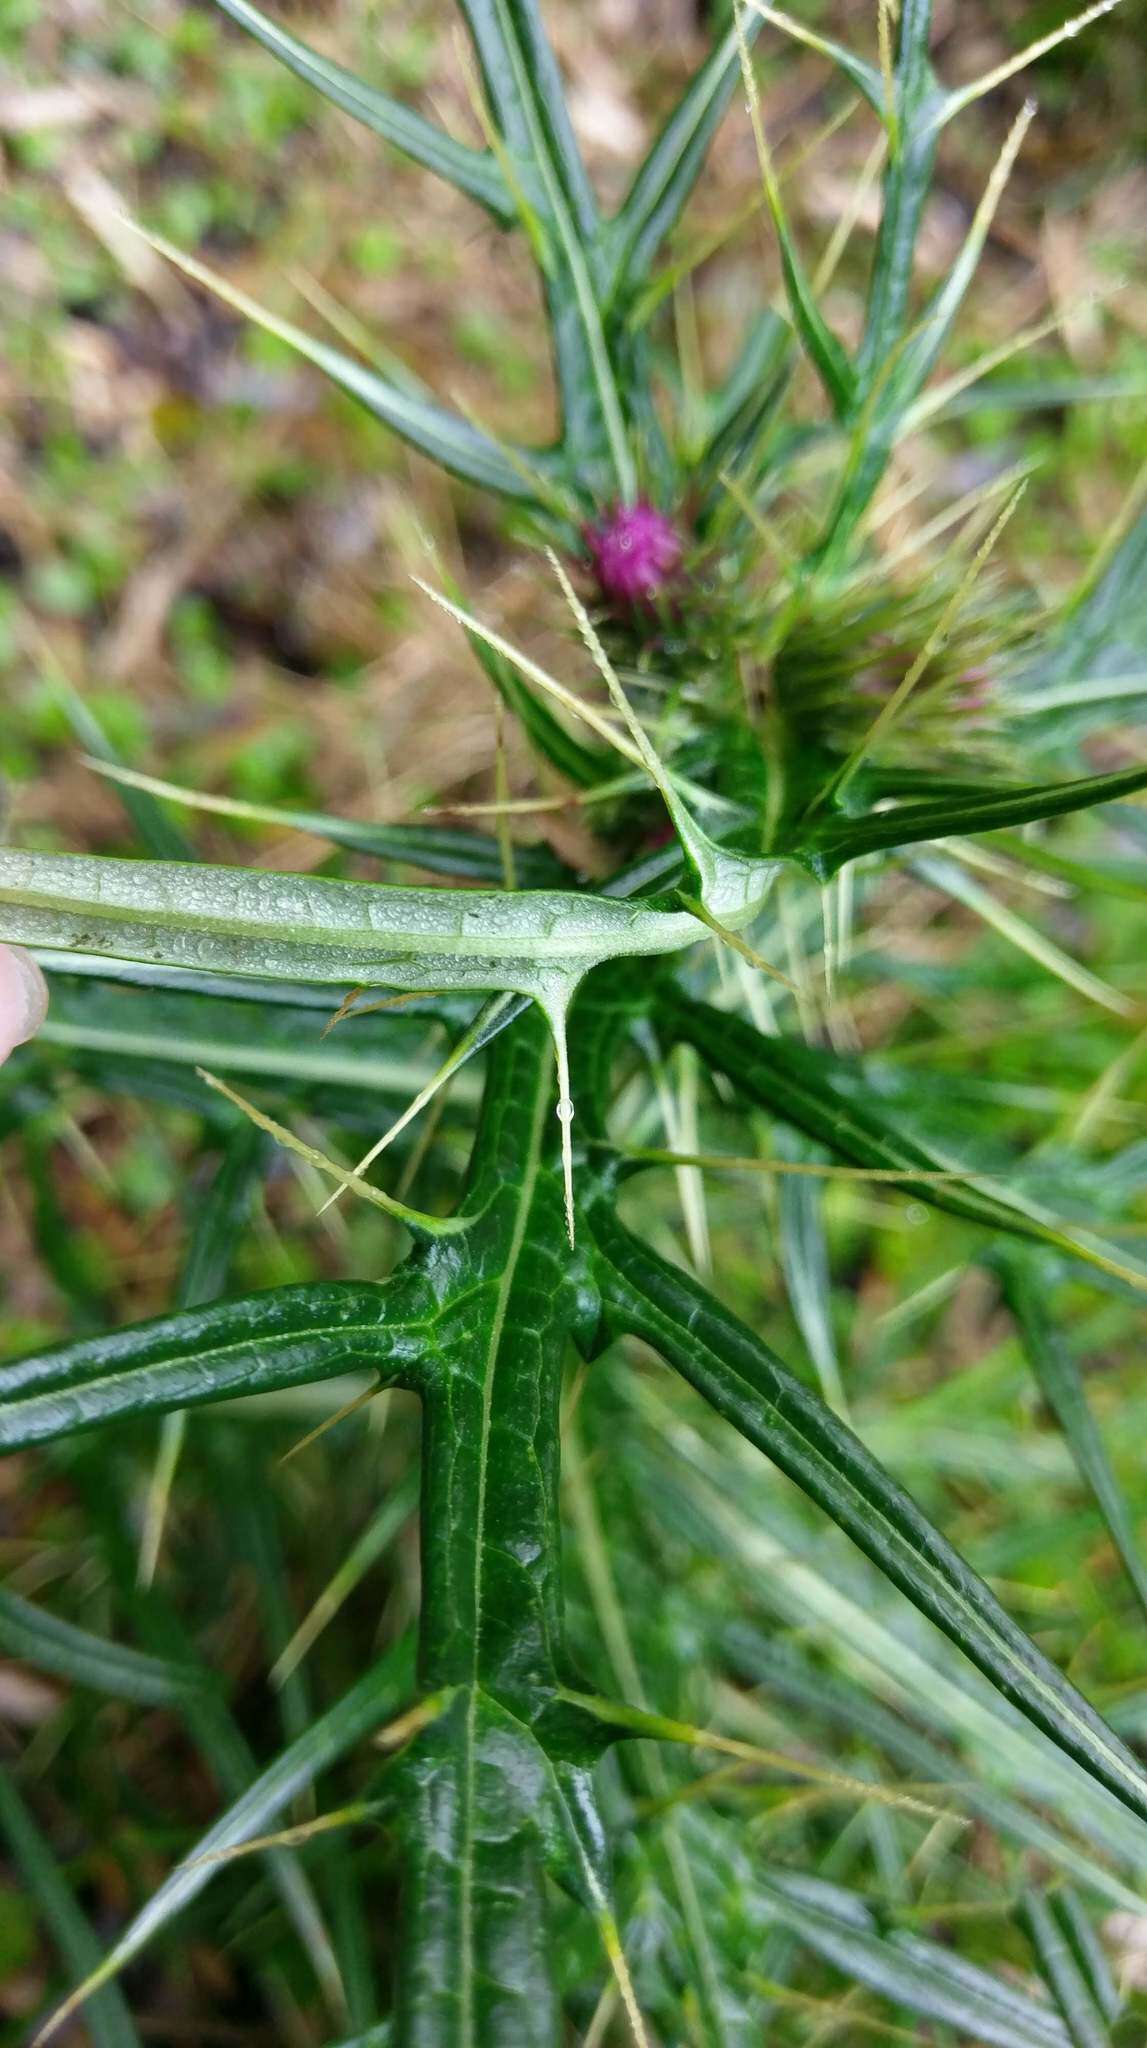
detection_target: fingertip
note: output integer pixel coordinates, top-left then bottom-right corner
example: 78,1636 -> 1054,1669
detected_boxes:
0,945 -> 49,1061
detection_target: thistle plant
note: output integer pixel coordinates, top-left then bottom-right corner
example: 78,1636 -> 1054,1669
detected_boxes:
3,2 -> 1147,2043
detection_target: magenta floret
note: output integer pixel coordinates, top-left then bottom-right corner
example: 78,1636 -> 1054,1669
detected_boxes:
585,501 -> 683,606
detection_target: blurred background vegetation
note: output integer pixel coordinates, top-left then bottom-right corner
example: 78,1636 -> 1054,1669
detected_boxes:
3,2 -> 1147,2040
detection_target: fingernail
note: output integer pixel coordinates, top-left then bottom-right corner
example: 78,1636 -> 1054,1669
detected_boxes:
0,945 -> 49,1060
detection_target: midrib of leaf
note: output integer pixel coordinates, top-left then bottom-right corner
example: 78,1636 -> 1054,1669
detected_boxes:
484,0 -> 635,497
457,1039 -> 551,2047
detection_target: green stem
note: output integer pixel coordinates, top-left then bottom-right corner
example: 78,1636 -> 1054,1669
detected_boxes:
396,1014 -> 575,2047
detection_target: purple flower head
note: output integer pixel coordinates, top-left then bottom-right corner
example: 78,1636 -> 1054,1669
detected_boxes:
585,500 -> 683,607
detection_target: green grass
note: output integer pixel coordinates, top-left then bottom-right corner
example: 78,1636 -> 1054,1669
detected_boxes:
2,3 -> 1147,2044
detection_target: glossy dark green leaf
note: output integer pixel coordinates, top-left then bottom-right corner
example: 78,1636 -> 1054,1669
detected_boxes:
209,0 -> 514,219
590,1201 -> 1147,1828
388,1012 -> 611,2039
998,1249 -> 1147,1624
790,759 -> 1147,878
0,1281 -> 419,1448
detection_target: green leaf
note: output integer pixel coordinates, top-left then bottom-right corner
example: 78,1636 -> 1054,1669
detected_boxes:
0,1280 -> 416,1448
384,1009 -> 617,2037
985,832 -> 1147,906
1052,1889 -> 1121,2025
393,1690 -> 563,2047
854,0 -> 941,391
179,1122 -> 264,1310
791,760 -> 1147,878
5,1012 -> 618,2042
430,564 -> 611,789
31,971 -> 489,1114
0,1768 -> 143,2048
1020,1888 -> 1114,2048
1018,503 -> 1147,733
0,848 -> 775,1046
744,3 -> 885,114
699,307 -> 792,476
88,761 -> 572,885
774,1127 -> 846,1413
590,1201 -> 1147,1829
209,0 -> 514,220
828,81 -> 1031,549
662,992 -> 1142,1278
136,227 -> 548,502
47,686 -> 193,863
458,1 -> 636,497
998,1249 -> 1147,1625
727,1626 -> 1147,1914
459,0 -> 598,242
758,1866 -> 1070,2048
0,1587 -> 203,1705
38,1642 -> 412,2040
608,18 -> 760,292
735,16 -> 855,421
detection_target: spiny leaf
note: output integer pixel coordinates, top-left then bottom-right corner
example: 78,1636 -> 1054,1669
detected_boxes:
791,759 -> 1147,879
744,2 -> 885,114
663,992 -> 1147,1285
734,6 -> 856,420
208,0 -> 514,220
0,1281 -> 417,1449
853,0 -> 941,393
456,2 -> 635,497
827,96 -> 1034,550
87,760 -> 571,886
131,223 -> 548,502
609,17 -> 760,293
0,847 -> 709,995
590,1203 -> 1147,1830
938,0 -> 1129,131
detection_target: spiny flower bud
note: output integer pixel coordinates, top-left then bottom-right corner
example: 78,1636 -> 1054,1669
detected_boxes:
585,500 -> 683,607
